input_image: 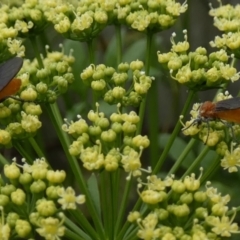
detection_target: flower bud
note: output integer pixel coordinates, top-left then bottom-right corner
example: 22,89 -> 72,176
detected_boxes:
46,170 -> 66,184
15,219 -> 32,238
118,62 -> 129,72
1,184 -> 16,196
127,211 -> 140,222
101,129 -> 117,142
130,60 -> 144,71
111,122 -> 122,133
132,135 -> 150,148
194,191 -> 207,202
155,208 -> 169,220
23,103 -> 42,116
179,192 -> 193,204
112,72 -> 128,85
94,10 -> 108,24
36,68 -> 50,79
195,207 -> 208,219
4,164 -> 20,180
173,204 -> 190,217
88,126 -> 102,136
21,112 -> 42,133
0,194 -> 9,206
0,106 -> 11,118
11,189 -> 26,205
0,130 -> 11,145
122,122 -> 136,134
36,199 -> 57,217
110,113 -> 122,123
140,189 -> 166,204
20,87 -> 38,101
30,180 -> 46,193
171,180 -> 186,193
112,86 -> 126,99
92,69 -> 105,80
19,173 -> 33,185
91,80 -> 106,91
46,186 -> 61,199
6,212 -> 19,228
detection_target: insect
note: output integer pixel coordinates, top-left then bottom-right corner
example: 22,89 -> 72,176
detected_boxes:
199,97 -> 240,123
183,97 -> 240,143
0,57 -> 23,101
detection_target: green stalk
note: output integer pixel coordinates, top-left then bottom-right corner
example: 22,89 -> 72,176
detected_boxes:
28,137 -> 46,158
168,138 -> 197,175
136,31 -> 153,135
13,141 -> 35,163
181,145 -> 210,179
29,36 -> 44,68
64,228 -> 90,240
66,211 -> 98,240
200,155 -> 220,184
87,39 -> 95,64
115,24 -> 123,65
153,90 -> 195,173
45,103 -> 105,239
115,177 -> 133,240
111,170 -> 119,238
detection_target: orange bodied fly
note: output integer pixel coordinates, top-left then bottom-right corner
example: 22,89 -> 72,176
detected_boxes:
0,57 -> 23,101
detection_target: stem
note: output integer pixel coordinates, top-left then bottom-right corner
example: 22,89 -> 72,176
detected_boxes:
153,90 -> 195,173
13,141 -> 35,163
115,177 -> 133,240
66,211 -> 98,240
200,155 -> 220,184
136,31 -> 153,135
28,137 -> 46,158
168,138 -> 197,175
45,103 -> 105,239
115,24 -> 122,65
181,146 -> 210,179
29,36 -> 44,68
87,39 -> 95,64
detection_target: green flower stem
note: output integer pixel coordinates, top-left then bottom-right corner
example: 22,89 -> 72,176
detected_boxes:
45,103 -> 105,239
87,39 -> 97,106
66,213 -> 97,240
168,138 -> 197,175
100,171 -> 113,239
87,39 -> 95,64
153,90 -> 195,173
136,31 -> 153,135
122,227 -> 138,240
13,141 -> 35,163
145,32 -> 158,164
111,169 -> 120,237
29,36 -> 44,68
114,172 -> 132,239
0,154 -> 9,165
181,145 -> 210,179
99,172 -> 107,235
148,79 -> 159,165
200,155 -> 220,184
65,227 -> 90,240
115,24 -> 122,65
28,137 -> 46,158
116,177 -> 134,240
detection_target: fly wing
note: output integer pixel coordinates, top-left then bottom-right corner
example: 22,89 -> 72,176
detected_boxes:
215,97 -> 240,111
0,57 -> 23,91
